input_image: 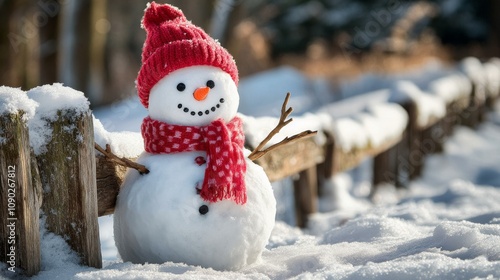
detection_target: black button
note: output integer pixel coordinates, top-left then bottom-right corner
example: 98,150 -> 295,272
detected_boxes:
199,205 -> 209,215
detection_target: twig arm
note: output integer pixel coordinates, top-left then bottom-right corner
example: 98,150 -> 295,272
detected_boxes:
248,130 -> 317,161
94,143 -> 150,174
248,92 -> 318,161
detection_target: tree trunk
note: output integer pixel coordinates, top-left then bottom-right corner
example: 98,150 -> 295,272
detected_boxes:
38,1 -> 60,85
58,0 -> 91,98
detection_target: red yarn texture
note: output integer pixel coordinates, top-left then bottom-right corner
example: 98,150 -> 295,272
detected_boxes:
136,2 -> 239,108
141,116 -> 247,205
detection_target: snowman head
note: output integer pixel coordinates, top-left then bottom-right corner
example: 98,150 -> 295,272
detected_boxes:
148,66 -> 239,126
136,2 -> 239,126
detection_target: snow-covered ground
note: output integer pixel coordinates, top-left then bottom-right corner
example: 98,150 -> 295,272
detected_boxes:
2,100 -> 499,280
1,62 -> 500,279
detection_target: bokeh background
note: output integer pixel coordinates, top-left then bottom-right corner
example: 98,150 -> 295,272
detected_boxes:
1,0 -> 499,108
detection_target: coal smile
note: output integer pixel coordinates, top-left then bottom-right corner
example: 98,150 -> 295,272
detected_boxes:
177,98 -> 225,117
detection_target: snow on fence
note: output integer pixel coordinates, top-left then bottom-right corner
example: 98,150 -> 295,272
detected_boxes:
0,84 -> 102,276
1,58 -> 499,275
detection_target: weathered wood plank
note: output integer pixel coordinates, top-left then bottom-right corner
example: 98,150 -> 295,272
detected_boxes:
95,155 -> 130,216
331,134 -> 403,176
253,136 -> 325,182
36,109 -> 102,268
0,112 -> 41,276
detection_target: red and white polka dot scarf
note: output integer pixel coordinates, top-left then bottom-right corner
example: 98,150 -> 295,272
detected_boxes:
141,116 -> 247,204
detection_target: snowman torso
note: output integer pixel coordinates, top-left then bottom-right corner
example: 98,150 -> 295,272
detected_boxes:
114,151 -> 276,270
114,64 -> 276,270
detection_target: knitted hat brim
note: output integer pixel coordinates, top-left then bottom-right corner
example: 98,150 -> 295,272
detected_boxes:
137,39 -> 238,108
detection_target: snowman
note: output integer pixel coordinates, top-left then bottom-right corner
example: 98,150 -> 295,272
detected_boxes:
113,2 -> 276,271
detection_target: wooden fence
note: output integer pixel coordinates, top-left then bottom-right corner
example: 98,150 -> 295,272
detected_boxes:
0,71 -> 497,276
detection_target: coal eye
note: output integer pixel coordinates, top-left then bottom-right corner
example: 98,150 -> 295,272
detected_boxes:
176,83 -> 186,92
206,80 -> 215,89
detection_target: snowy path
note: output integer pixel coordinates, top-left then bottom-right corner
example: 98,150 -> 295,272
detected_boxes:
2,106 -> 500,279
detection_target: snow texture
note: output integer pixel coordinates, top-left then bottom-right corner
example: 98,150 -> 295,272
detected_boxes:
93,95 -> 148,133
93,117 -> 143,158
317,89 -> 408,151
458,57 -> 487,87
26,83 -> 90,155
5,61 -> 500,279
240,112 -> 331,149
114,152 -> 276,271
427,72 -> 472,104
0,86 -> 38,119
484,59 -> 500,98
4,106 -> 499,279
391,80 -> 446,127
0,86 -> 38,144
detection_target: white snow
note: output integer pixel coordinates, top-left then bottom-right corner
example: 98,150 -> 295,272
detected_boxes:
0,86 -> 38,119
317,89 -> 408,151
26,83 -> 90,155
427,72 -> 472,104
93,96 -> 148,133
240,112 -> 331,148
114,152 -> 276,271
3,61 -> 500,279
392,80 -> 446,127
484,60 -> 500,98
458,57 -> 488,93
361,103 -> 408,147
332,103 -> 407,151
0,86 -> 38,144
10,112 -> 500,279
93,117 -> 143,158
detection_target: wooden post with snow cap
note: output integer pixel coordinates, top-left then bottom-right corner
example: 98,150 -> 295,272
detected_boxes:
0,88 -> 41,276
28,84 -> 102,269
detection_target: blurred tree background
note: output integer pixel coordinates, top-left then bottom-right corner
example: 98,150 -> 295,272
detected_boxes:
1,0 -> 499,107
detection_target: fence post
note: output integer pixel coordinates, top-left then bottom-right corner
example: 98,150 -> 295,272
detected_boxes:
0,110 -> 41,276
32,104 -> 102,267
317,132 -> 335,198
372,143 -> 398,190
293,167 -> 318,228
400,100 -> 423,180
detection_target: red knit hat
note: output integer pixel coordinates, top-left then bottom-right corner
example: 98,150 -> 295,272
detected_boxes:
136,2 -> 239,108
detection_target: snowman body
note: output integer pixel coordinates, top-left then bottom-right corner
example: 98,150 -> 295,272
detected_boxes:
114,151 -> 275,270
114,66 -> 276,270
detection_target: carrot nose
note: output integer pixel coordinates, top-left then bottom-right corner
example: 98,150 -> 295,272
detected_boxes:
193,87 -> 210,101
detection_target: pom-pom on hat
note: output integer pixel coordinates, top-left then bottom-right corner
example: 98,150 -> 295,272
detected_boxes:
136,2 -> 239,108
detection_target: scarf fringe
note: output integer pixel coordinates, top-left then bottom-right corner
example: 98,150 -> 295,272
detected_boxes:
199,184 -> 247,205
